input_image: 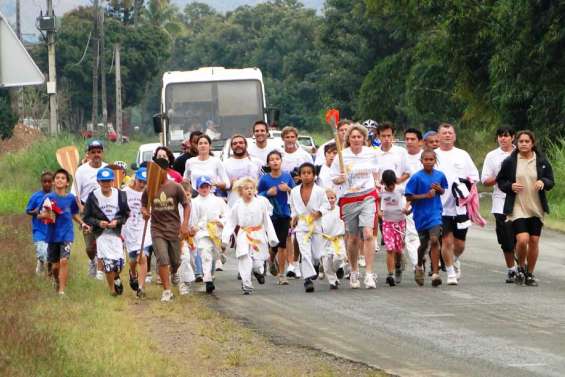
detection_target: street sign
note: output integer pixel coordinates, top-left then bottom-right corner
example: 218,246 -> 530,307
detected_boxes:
0,10 -> 44,88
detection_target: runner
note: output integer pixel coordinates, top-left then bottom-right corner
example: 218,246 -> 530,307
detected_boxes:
290,162 -> 330,293
281,126 -> 313,176
172,131 -> 203,176
497,130 -> 554,286
247,120 -> 279,164
317,142 -> 341,194
435,123 -> 480,285
258,150 -> 295,284
423,130 -> 439,150
481,126 -> 517,283
222,177 -> 279,295
320,188 -> 347,289
314,119 -> 351,165
83,168 -> 130,296
25,171 -> 53,275
183,134 -> 229,194
375,122 -> 410,184
72,140 -> 108,279
331,123 -> 379,289
153,146 -> 183,183
223,134 -> 263,207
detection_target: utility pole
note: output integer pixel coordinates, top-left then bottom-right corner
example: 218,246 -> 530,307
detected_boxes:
47,0 -> 58,135
9,0 -> 24,121
91,0 -> 100,131
100,8 -> 108,130
114,43 -> 122,142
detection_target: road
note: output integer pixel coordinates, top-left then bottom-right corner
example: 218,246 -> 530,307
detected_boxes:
207,226 -> 565,377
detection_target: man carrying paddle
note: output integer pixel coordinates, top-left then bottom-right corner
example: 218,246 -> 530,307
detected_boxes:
72,140 -> 108,279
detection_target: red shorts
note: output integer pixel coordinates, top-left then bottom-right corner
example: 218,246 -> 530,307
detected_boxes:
382,220 -> 405,253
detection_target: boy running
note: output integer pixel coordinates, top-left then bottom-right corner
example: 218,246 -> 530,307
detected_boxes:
26,171 -> 53,275
320,188 -> 347,289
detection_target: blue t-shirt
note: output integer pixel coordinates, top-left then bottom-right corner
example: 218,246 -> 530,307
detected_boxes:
405,169 -> 448,232
25,190 -> 50,242
258,172 -> 295,219
44,192 -> 79,243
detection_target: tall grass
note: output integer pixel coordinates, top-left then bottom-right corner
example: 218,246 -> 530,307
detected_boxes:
547,140 -> 565,220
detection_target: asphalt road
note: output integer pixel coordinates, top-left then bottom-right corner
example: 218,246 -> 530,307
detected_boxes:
208,225 -> 565,377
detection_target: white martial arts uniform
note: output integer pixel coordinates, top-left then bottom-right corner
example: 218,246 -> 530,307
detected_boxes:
222,197 -> 278,291
403,150 -> 423,269
320,207 -> 347,285
122,187 -> 152,253
290,183 -> 330,280
190,194 -> 227,283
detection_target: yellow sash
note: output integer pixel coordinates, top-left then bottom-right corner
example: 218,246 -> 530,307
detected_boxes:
241,225 -> 263,252
298,214 -> 316,241
322,234 -> 343,256
206,220 -> 223,249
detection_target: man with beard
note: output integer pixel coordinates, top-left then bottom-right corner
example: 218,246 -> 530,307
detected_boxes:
247,121 -> 280,166
173,131 -> 203,176
223,134 -> 263,207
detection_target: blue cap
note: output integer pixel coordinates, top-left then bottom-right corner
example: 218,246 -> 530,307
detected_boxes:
423,130 -> 437,140
97,168 -> 115,181
135,167 -> 147,182
87,140 -> 104,151
196,176 -> 213,189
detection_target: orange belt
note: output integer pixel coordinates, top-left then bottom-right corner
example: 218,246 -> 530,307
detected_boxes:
241,225 -> 263,252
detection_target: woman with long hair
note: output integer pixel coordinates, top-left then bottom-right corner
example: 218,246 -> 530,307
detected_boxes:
183,134 -> 229,194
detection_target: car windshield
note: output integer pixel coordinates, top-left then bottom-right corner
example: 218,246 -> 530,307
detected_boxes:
298,136 -> 313,146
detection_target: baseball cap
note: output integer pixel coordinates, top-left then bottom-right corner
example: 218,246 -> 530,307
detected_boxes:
423,130 -> 437,140
135,167 -> 147,182
87,140 -> 104,151
196,176 -> 213,189
97,168 -> 115,181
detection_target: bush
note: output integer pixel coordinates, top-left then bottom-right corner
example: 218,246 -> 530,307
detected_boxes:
0,93 -> 17,140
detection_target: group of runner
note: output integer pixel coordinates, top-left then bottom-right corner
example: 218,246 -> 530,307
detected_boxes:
26,119 -> 555,301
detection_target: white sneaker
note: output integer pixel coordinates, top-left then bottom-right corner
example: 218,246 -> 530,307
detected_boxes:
215,259 -> 224,272
179,282 -> 191,296
453,259 -> 461,280
364,272 -> 377,289
145,274 -> 152,284
88,260 -> 97,277
318,272 -> 325,280
160,289 -> 174,302
358,256 -> 366,268
447,273 -> 458,285
171,272 -> 180,286
350,272 -> 361,289
36,260 -> 44,274
96,270 -> 104,281
156,275 -> 162,285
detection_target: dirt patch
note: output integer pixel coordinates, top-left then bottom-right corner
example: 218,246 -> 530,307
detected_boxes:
0,124 -> 43,156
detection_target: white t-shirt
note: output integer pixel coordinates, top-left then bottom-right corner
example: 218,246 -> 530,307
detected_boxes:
406,150 -> 423,175
435,147 -> 479,216
190,194 -> 227,247
184,156 -> 230,191
281,147 -> 313,174
314,138 -> 335,165
481,147 -> 513,214
330,146 -> 379,197
73,161 -> 108,203
122,186 -> 152,251
380,187 -> 406,222
93,188 -> 119,221
223,156 -> 263,206
93,188 -> 123,260
375,145 -> 409,181
247,139 -> 280,166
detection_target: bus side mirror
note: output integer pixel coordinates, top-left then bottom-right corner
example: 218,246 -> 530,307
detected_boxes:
266,107 -> 280,127
152,113 -> 163,133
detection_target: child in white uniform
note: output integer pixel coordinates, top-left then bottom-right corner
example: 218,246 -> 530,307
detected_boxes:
290,163 -> 330,293
222,177 -> 278,294
321,188 -> 347,289
189,176 -> 227,294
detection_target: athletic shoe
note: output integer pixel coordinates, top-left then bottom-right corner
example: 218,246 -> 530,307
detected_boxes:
269,260 -> 278,277
88,259 -> 97,277
336,267 -> 344,280
386,275 -> 396,287
505,270 -> 516,284
171,272 -> 180,286
160,289 -> 174,302
58,291 -> 66,297
350,272 -> 361,289
364,272 -> 377,289
358,255 -> 366,268
114,276 -> 124,295
329,282 -> 339,290
179,282 -> 191,296
515,268 -> 525,285
318,272 -> 325,280
136,288 -> 146,299
145,274 -> 152,284
431,273 -> 442,287
453,259 -> 461,280
220,253 -> 227,265
215,259 -> 223,272
304,278 -> 314,293
254,271 -> 265,285
241,284 -> 253,295
447,273 -> 458,286
96,270 -> 104,281
394,268 -> 402,284
129,271 -> 139,292
205,281 -> 215,293
286,264 -> 296,278
277,275 -> 289,285
525,273 -> 538,287
414,267 -> 425,286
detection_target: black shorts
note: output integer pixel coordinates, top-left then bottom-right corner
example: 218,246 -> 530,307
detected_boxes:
271,217 -> 290,248
47,242 -> 72,263
417,225 -> 442,246
442,216 -> 468,241
494,214 -> 515,252
512,217 -> 543,237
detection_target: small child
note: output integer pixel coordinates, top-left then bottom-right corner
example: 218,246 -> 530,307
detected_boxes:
26,171 -> 53,275
290,162 -> 330,293
222,177 -> 278,295
122,168 -> 152,299
380,170 -> 410,287
320,188 -> 347,289
83,168 -> 130,296
38,169 -> 90,295
177,180 -> 196,295
405,149 -> 448,287
189,176 -> 227,294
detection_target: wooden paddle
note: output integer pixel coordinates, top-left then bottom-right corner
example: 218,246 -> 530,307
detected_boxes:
109,165 -> 125,189
56,145 -> 81,203
325,109 -> 345,174
138,161 -> 167,262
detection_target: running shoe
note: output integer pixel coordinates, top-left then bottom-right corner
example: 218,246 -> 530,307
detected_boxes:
160,289 -> 174,302
329,282 -> 339,290
431,273 -> 442,287
136,288 -> 146,299
269,260 -> 278,277
304,278 -> 314,293
350,272 -> 361,289
364,272 -> 377,289
145,274 -> 153,284
358,255 -> 366,268
286,263 -> 296,278
96,270 -> 104,281
179,282 -> 191,296
505,270 -> 516,284
336,267 -> 344,280
453,259 -> 461,280
277,275 -> 289,285
253,271 -> 266,285
114,276 -> 124,295
205,281 -> 215,293
215,259 -> 224,272
241,284 -> 253,295
446,273 -> 458,286
88,259 -> 97,277
525,273 -> 538,287
386,275 -> 396,287
171,272 -> 180,286
414,267 -> 425,286
515,268 -> 525,285
129,271 -> 139,292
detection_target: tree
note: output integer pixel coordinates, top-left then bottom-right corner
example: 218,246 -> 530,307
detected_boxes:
0,91 -> 17,139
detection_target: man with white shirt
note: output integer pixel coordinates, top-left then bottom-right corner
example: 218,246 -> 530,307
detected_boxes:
435,123 -> 480,285
375,122 -> 410,184
281,126 -> 313,176
314,119 -> 351,165
481,126 -> 516,283
73,140 -> 108,278
247,120 -> 279,165
223,134 -> 263,206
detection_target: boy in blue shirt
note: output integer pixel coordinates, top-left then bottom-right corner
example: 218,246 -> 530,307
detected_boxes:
39,169 -> 91,296
405,149 -> 448,287
26,171 -> 53,275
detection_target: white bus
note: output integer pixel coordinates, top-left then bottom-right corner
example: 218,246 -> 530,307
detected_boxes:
153,67 -> 270,152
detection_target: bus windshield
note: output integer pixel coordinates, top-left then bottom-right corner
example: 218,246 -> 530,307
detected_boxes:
164,80 -> 264,151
